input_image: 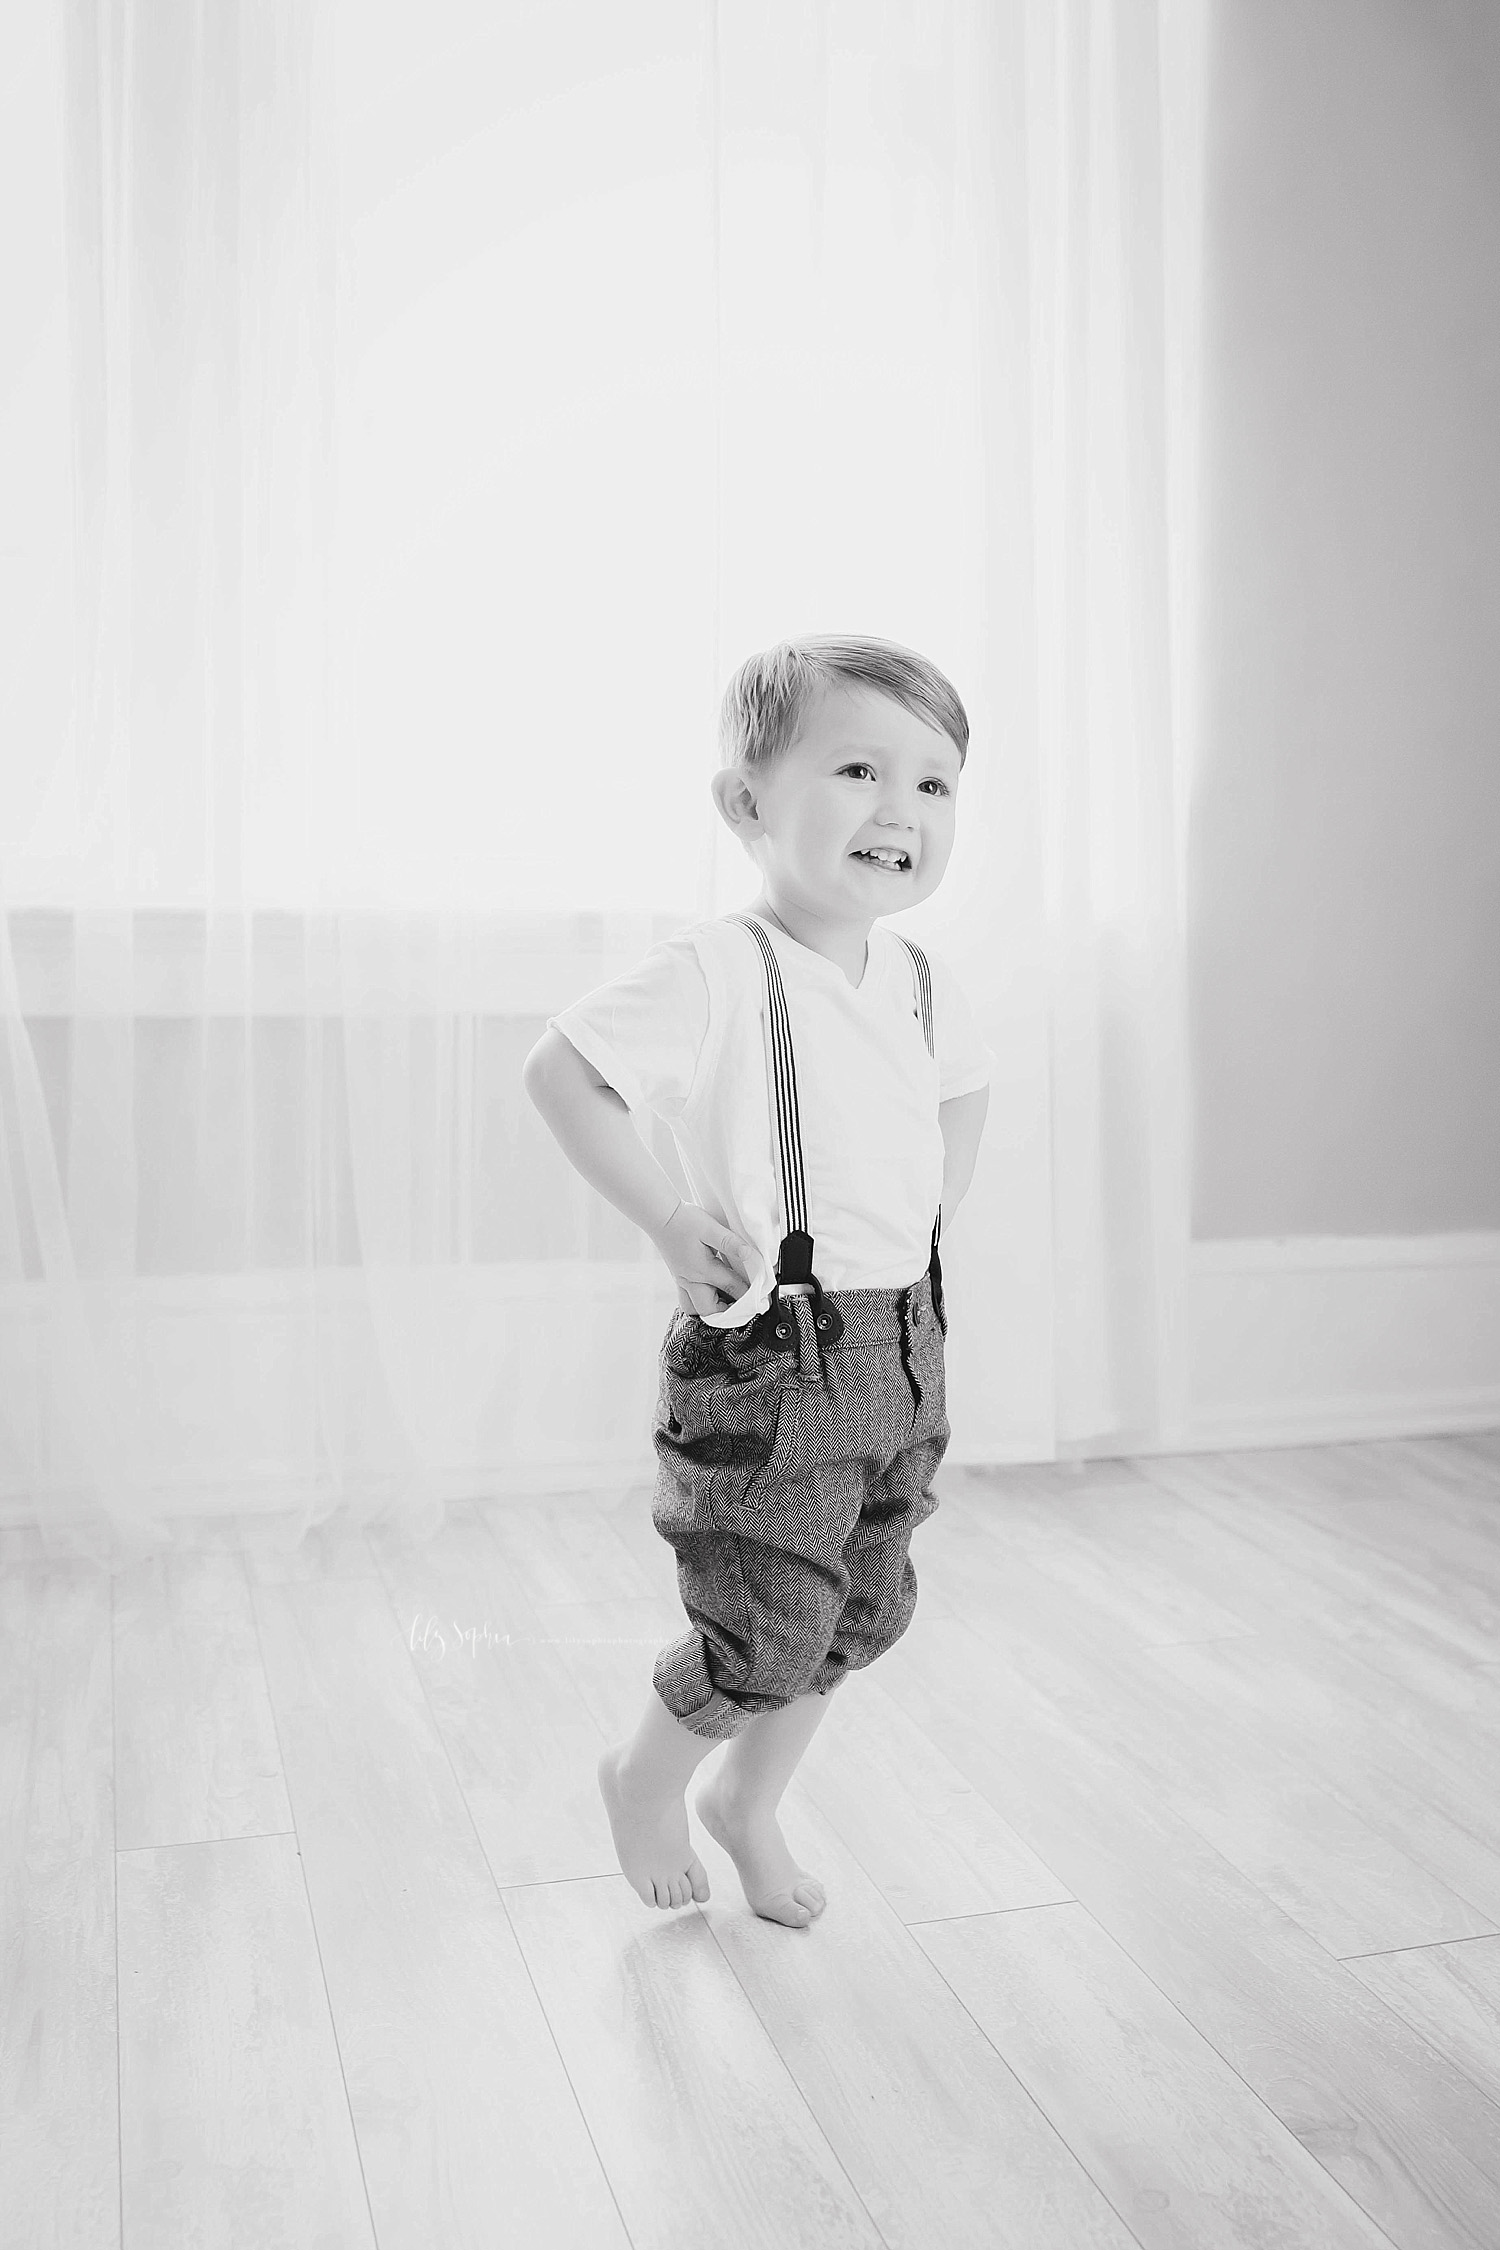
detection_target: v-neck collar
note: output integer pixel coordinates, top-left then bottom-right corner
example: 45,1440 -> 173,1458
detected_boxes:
743,910 -> 881,994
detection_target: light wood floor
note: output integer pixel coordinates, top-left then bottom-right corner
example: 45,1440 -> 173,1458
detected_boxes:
5,1432 -> 1500,2249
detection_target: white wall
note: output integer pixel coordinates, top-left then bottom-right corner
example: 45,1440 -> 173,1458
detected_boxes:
1189,0 -> 1500,1238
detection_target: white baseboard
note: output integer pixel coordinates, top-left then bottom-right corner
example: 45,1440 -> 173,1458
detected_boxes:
1170,1230 -> 1500,1455
1,1237 -> 1496,1524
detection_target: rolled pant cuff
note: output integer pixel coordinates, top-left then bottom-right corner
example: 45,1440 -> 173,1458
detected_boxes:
652,1632 -> 758,1740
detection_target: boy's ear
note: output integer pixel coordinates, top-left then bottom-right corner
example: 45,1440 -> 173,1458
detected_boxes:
710,765 -> 761,838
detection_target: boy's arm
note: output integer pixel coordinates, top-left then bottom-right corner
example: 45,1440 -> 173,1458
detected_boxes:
938,1085 -> 989,1227
521,1029 -> 681,1238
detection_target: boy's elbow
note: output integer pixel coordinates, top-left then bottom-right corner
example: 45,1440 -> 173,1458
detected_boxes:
522,1029 -> 621,1113
521,1041 -> 544,1086
521,1030 -> 571,1106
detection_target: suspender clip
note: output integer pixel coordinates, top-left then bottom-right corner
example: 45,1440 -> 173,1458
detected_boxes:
759,1235 -> 847,1349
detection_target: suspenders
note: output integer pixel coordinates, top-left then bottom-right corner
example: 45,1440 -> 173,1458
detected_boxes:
727,913 -> 945,1351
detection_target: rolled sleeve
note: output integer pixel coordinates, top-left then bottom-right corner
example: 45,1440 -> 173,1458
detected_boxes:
545,933 -> 710,1124
939,1060 -> 996,1103
546,1013 -> 646,1114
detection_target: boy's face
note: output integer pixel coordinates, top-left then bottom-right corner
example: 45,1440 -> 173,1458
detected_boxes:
713,685 -> 962,929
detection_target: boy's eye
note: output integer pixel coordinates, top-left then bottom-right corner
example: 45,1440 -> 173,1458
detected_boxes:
839,763 -> 950,797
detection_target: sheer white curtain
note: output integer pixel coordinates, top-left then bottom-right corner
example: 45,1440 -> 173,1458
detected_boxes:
0,0 -> 1208,1570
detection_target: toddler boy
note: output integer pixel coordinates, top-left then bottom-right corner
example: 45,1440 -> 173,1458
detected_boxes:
522,635 -> 994,1927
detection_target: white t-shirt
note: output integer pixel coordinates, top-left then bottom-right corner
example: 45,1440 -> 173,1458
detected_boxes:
547,912 -> 996,1330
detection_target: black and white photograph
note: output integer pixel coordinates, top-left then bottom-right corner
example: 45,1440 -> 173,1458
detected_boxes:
2,1 -> 1499,2244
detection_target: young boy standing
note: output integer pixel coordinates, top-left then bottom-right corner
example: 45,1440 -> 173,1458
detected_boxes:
522,636 -> 994,1927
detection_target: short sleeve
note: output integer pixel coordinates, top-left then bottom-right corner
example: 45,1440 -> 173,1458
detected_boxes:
545,931 -> 711,1122
928,947 -> 997,1102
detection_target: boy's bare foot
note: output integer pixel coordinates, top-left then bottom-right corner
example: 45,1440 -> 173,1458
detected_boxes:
598,1743 -> 711,1909
694,1775 -> 827,1927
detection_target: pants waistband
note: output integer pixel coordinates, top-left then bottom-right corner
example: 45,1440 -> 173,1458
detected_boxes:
740,1265 -> 940,1352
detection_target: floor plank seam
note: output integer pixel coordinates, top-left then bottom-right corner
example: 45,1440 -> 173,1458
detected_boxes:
242,1563 -> 383,2250
116,1829 -> 298,1856
902,1900 -> 1079,1929
111,1572 -> 124,2250
935,1606 -> 1435,2249
366,1531 -> 641,2250
1338,1932 -> 1500,1962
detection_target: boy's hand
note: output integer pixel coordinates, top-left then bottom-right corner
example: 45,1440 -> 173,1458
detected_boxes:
651,1202 -> 758,1319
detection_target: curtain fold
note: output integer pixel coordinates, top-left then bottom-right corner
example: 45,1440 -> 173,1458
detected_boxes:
1024,0 -> 1207,1451
0,0 -> 1208,1570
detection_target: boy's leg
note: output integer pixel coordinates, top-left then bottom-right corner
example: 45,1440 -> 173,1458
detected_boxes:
713,1684 -> 834,1811
598,1685 -> 723,1911
695,1689 -> 834,1927
692,1348 -> 942,1926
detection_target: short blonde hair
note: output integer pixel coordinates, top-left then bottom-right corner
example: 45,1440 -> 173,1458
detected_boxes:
719,634 -> 968,771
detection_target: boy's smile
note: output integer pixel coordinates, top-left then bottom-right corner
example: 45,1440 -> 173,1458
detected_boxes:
711,684 -> 961,979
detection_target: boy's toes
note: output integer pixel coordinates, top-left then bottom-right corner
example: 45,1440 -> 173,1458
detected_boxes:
755,1889 -> 813,1927
688,1855 -> 711,1903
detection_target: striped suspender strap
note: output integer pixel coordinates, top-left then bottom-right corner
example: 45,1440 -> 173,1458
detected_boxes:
730,915 -> 944,1291
728,913 -> 810,1246
727,912 -> 844,1340
895,933 -> 943,1260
